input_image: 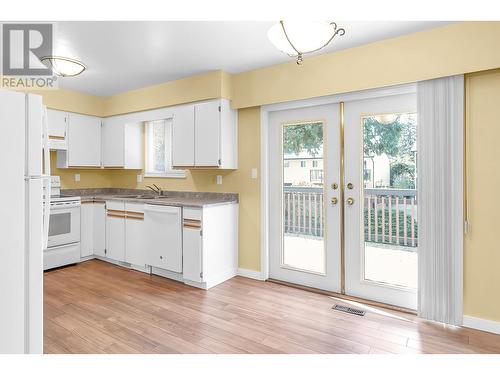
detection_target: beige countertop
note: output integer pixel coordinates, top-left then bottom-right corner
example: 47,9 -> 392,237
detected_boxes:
62,188 -> 238,208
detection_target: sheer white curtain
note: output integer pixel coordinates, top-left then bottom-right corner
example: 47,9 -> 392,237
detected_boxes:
417,75 -> 464,325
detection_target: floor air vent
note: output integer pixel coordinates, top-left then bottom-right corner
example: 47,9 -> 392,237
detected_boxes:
332,304 -> 366,316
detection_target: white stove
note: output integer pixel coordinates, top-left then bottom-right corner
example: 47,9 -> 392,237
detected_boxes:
44,176 -> 81,270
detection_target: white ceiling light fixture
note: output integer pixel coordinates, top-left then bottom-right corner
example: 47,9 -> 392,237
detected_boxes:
267,21 -> 346,65
40,56 -> 87,77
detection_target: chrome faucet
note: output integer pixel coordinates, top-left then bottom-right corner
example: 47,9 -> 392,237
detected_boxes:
146,184 -> 162,196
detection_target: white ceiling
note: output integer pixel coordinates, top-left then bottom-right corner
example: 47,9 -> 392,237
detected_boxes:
53,21 -> 452,96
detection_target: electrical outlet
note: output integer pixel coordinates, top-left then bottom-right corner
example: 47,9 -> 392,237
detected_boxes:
137,174 -> 143,183
74,173 -> 80,182
251,168 -> 258,179
216,175 -> 223,185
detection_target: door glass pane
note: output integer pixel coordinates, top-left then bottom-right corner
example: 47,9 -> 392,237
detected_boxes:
49,212 -> 71,236
362,113 -> 418,289
282,122 -> 325,274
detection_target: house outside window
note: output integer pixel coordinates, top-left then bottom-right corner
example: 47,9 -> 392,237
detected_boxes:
310,169 -> 323,183
300,160 -> 306,168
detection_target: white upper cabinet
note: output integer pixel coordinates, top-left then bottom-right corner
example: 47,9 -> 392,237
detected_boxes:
194,100 -> 221,167
54,97 -> 236,170
57,113 -> 102,168
172,99 -> 238,169
102,117 -> 143,169
171,105 -> 195,167
47,109 -> 68,150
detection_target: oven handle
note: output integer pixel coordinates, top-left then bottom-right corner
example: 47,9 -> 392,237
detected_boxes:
50,203 -> 81,210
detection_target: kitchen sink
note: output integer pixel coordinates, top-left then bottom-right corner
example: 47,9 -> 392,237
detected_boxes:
114,194 -> 170,200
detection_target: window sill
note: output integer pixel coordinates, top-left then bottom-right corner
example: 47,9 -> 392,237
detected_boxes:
144,171 -> 186,179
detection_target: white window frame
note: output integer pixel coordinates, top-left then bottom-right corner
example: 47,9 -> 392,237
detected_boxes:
144,119 -> 186,178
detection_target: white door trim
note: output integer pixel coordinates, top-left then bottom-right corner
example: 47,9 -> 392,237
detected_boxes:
260,82 -> 417,283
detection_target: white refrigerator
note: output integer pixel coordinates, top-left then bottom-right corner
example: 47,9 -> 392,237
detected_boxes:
0,89 -> 50,353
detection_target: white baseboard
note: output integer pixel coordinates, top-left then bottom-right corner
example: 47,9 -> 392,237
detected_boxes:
237,268 -> 266,281
463,315 -> 500,335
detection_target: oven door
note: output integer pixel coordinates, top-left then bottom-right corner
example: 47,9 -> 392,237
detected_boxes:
47,204 -> 81,248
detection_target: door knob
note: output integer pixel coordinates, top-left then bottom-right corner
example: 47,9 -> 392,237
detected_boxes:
347,183 -> 354,190
331,197 -> 338,205
346,197 -> 354,205
331,183 -> 338,190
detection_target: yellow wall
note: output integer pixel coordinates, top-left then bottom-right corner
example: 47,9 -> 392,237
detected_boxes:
44,22 -> 500,322
464,69 -> 500,322
232,22 -> 500,108
34,88 -> 105,116
102,70 -> 231,116
49,153 -> 112,188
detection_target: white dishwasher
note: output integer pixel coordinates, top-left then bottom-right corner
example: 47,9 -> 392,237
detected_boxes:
144,204 -> 183,273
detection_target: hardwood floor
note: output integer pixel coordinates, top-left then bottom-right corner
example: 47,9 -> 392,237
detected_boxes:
44,259 -> 500,354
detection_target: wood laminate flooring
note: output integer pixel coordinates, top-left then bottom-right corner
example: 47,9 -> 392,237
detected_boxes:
44,260 -> 500,354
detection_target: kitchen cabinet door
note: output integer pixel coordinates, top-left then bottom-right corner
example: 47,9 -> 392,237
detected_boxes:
172,105 -> 195,167
123,122 -> 143,169
125,203 -> 145,267
47,109 -> 67,150
101,118 -> 125,167
80,203 -> 93,258
182,227 -> 202,283
102,118 -> 143,169
105,201 -> 125,262
194,101 -> 220,167
93,202 -> 106,257
67,113 -> 101,167
144,205 -> 182,272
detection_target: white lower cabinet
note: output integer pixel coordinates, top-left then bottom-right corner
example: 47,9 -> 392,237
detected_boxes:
105,201 -> 125,262
182,204 -> 238,289
80,201 -> 106,258
125,203 -> 145,267
80,203 -> 94,258
144,205 -> 182,273
93,202 -> 106,257
79,198 -> 238,289
182,208 -> 203,283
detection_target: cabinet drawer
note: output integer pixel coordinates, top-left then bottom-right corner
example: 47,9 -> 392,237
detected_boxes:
125,202 -> 144,216
106,200 -> 125,211
183,208 -> 202,221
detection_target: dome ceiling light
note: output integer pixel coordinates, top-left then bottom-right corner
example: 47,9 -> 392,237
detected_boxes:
267,21 -> 346,65
40,56 -> 87,77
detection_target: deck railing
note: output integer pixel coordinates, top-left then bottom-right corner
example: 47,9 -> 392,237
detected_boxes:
283,187 -> 324,237
283,187 -> 417,247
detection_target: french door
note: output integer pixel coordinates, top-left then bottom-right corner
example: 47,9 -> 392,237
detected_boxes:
268,89 -> 418,310
343,93 -> 418,309
269,104 -> 342,291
